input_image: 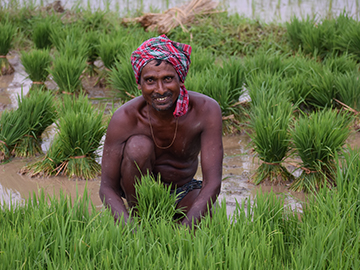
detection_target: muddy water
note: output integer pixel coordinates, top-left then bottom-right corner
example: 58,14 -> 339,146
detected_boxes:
1,52 -> 360,217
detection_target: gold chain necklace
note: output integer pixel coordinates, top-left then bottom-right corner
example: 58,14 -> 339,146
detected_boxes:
147,104 -> 178,149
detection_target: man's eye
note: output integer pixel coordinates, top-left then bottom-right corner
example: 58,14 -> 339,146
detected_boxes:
165,76 -> 173,82
146,78 -> 154,83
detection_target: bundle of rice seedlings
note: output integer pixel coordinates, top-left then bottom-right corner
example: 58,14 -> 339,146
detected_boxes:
0,110 -> 29,162
335,71 -> 360,112
108,56 -> 140,101
123,0 -> 219,34
243,50 -> 289,84
20,49 -> 51,91
185,66 -> 243,117
335,15 -> 360,60
306,67 -> 336,109
290,109 -> 353,192
187,45 -> 216,76
134,171 -> 185,223
248,86 -> 294,185
0,20 -> 16,75
12,90 -> 56,157
84,30 -> 100,77
32,16 -> 59,50
286,16 -> 306,51
49,52 -> 87,94
96,34 -> 128,86
98,34 -> 126,70
323,53 -> 359,74
53,33 -> 88,61
23,94 -> 107,180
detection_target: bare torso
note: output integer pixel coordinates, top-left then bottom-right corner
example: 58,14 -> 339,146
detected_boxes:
116,91 -> 209,187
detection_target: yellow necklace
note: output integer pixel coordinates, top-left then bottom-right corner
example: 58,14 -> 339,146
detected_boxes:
147,104 -> 178,149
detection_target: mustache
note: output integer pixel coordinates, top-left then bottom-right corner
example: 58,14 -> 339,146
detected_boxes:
151,92 -> 172,99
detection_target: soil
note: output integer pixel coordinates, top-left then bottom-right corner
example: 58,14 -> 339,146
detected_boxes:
1,51 -> 360,216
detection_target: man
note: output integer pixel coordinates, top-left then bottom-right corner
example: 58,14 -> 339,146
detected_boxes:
99,35 -> 223,227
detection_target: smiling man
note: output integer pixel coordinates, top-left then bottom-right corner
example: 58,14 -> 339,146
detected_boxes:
99,35 -> 223,227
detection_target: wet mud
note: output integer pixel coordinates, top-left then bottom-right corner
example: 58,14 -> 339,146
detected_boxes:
1,52 -> 360,217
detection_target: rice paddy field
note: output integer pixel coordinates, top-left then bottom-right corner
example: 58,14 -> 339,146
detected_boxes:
1,0 -> 360,268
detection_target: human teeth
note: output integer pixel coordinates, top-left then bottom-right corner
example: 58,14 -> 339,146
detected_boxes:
157,97 -> 166,101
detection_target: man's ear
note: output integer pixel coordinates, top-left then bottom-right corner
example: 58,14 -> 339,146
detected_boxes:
180,82 -> 184,87
137,84 -> 141,90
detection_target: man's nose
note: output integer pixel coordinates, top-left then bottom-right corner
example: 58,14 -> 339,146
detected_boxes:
156,81 -> 166,95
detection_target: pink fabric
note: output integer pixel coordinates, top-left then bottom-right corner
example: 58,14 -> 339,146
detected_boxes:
131,35 -> 192,117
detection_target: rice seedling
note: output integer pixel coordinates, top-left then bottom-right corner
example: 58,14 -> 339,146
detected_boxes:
335,71 -> 360,112
133,171 -> 185,223
23,94 -> 107,179
322,53 -> 359,74
48,52 -> 87,94
243,49 -> 289,84
290,109 -> 353,192
248,84 -> 294,185
185,66 -> 243,117
20,48 -> 51,91
108,56 -> 140,101
286,16 -> 306,50
12,90 -> 56,157
32,15 -> 58,50
0,109 -> 29,162
186,45 -> 216,76
98,34 -> 126,71
83,30 -> 100,77
0,19 -> 16,75
306,66 -> 337,109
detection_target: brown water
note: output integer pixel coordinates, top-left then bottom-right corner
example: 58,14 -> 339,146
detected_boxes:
1,52 -> 360,216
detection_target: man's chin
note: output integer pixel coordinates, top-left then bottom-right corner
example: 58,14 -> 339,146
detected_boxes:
152,103 -> 174,112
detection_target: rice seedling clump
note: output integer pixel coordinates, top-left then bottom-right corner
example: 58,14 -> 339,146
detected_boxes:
20,49 -> 51,91
0,19 -> 16,75
23,94 -> 107,180
290,109 -> 353,192
248,82 -> 294,185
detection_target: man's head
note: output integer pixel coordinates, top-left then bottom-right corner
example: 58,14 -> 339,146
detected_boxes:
131,35 -> 192,117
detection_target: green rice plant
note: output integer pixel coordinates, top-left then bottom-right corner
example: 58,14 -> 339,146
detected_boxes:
20,48 -> 51,91
335,71 -> 360,112
246,72 -> 288,108
49,52 -> 87,94
286,16 -> 306,50
0,19 -> 16,75
248,87 -> 294,185
53,32 -> 89,61
335,14 -> 360,60
23,94 -> 107,179
185,66 -> 243,117
32,16 -> 58,50
287,72 -> 312,109
187,45 -> 216,76
83,30 -> 100,77
12,90 -> 56,157
217,55 -> 245,97
290,109 -> 353,192
134,171 -> 185,223
298,18 -> 324,57
98,34 -> 126,71
108,56 -> 140,101
0,109 -> 29,162
322,53 -> 359,74
243,49 -> 290,84
306,67 -> 337,109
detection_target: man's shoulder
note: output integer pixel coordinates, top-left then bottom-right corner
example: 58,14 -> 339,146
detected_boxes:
188,91 -> 221,114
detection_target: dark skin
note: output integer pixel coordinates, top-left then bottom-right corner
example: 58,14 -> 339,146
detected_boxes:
99,60 -> 223,227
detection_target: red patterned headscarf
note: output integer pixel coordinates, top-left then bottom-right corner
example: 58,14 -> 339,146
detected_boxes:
131,34 -> 192,117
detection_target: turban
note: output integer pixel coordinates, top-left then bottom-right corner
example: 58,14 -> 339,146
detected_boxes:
131,34 -> 192,117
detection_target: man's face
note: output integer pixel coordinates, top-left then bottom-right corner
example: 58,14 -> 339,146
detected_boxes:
138,60 -> 183,112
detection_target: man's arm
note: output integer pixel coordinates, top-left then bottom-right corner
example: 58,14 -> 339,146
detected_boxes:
99,110 -> 131,224
181,98 -> 223,227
